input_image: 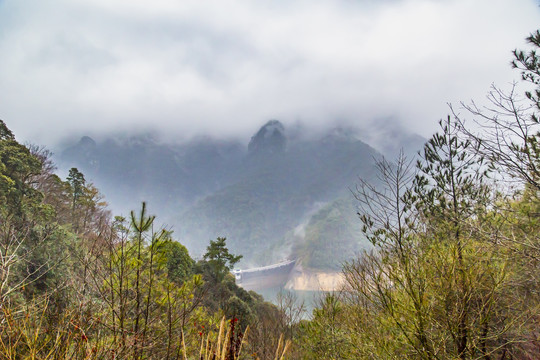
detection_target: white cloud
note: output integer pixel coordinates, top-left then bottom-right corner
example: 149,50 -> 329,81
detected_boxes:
0,0 -> 539,144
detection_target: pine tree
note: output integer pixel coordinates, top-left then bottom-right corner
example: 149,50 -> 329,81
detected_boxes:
203,237 -> 242,281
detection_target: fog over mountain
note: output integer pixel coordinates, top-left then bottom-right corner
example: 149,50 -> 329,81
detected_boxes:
1,0 -> 539,146
57,120 -> 424,268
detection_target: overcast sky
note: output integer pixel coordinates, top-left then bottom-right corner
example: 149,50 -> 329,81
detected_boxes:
1,0 -> 539,145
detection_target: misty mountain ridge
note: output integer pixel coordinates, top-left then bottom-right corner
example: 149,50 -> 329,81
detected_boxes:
58,120 -> 424,269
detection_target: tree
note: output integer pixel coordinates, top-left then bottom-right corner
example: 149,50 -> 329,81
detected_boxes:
202,237 -> 242,281
339,115 -> 527,359
350,152 -> 437,359
453,30 -> 540,257
451,29 -> 540,357
0,120 -> 55,303
66,167 -> 85,208
412,116 -> 497,359
454,30 -> 540,193
0,120 -> 43,217
164,241 -> 194,284
299,293 -> 354,359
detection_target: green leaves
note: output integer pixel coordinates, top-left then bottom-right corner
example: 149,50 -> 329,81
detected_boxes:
414,115 -> 489,229
0,120 -> 14,141
66,167 -> 85,205
0,134 -> 43,217
163,240 -> 194,284
130,201 -> 155,234
203,237 -> 242,281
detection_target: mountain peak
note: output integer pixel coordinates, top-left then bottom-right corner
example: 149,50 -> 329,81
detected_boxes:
248,120 -> 286,156
79,136 -> 96,148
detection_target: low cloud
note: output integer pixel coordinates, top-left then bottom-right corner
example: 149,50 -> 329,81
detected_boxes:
0,0 -> 539,145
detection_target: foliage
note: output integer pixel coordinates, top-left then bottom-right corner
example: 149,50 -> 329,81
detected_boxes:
298,293 -> 354,359
203,237 -> 242,281
164,240 -> 195,284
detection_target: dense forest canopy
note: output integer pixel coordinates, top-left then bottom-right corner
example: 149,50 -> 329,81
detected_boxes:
0,29 -> 539,359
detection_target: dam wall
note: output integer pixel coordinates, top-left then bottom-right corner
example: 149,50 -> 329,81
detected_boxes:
234,260 -> 296,290
234,260 -> 345,292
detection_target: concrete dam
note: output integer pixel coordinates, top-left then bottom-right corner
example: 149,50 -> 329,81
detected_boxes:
233,259 -> 296,291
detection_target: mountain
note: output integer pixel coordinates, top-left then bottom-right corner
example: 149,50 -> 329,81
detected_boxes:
57,120 -> 424,269
60,133 -> 245,216
177,125 -> 380,265
247,119 -> 286,156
